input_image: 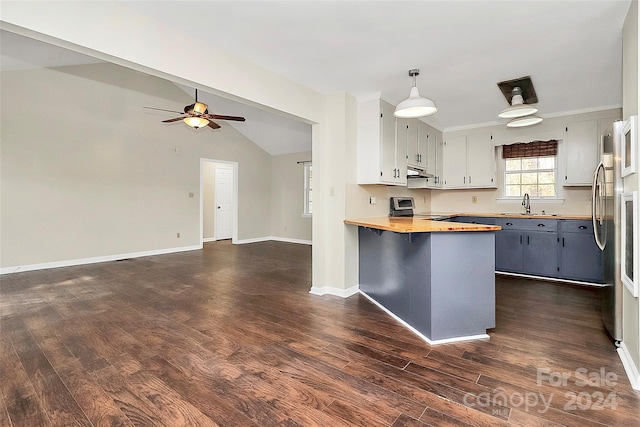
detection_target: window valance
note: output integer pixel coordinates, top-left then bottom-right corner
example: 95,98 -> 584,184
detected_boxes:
502,140 -> 558,159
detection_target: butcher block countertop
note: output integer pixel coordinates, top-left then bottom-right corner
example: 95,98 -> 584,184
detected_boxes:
451,212 -> 592,220
343,217 -> 501,233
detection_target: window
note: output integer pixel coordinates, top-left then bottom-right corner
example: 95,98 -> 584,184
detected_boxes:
303,163 -> 312,216
504,156 -> 556,198
502,140 -> 558,199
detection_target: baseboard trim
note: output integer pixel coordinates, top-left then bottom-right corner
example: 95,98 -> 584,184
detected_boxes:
309,285 -> 359,298
359,290 -> 491,346
270,236 -> 312,245
235,236 -> 312,245
202,237 -> 217,243
495,271 -> 605,287
617,342 -> 640,391
0,244 -> 203,275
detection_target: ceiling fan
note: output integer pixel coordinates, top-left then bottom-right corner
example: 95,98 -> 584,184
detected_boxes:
144,89 -> 245,129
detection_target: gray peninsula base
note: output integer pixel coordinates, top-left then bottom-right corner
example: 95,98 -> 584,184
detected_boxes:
358,226 -> 496,344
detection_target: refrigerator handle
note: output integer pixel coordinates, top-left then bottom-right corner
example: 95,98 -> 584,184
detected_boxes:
592,161 -> 606,251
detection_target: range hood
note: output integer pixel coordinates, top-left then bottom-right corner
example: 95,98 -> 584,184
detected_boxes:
407,166 -> 432,178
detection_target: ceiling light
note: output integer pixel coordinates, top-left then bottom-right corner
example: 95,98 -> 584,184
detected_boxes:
394,69 -> 437,118
498,87 -> 538,119
183,116 -> 209,129
506,115 -> 543,128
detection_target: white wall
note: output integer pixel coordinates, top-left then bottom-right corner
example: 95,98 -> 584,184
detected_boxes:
433,109 -> 621,216
621,0 -> 640,389
270,152 -> 312,243
0,63 -> 273,269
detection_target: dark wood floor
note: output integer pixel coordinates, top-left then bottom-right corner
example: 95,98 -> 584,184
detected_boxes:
1,241 -> 639,426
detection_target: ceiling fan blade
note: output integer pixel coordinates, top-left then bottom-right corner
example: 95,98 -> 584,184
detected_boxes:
206,114 -> 246,122
207,121 -> 221,129
162,117 -> 184,123
144,106 -> 185,114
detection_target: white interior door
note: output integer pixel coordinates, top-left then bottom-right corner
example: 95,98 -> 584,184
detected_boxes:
215,165 -> 234,240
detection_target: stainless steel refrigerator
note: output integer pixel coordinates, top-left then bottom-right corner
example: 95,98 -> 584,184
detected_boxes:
592,120 -> 623,344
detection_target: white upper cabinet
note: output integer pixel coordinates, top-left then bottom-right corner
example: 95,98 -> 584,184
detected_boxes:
442,132 -> 496,189
406,121 -> 428,170
406,122 -> 444,189
563,120 -> 599,186
357,97 -> 406,186
442,135 -> 468,188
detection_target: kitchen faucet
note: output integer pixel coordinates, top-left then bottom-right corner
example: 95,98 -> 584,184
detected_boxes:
522,193 -> 531,214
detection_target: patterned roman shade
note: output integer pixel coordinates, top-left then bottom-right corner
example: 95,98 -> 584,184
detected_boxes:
502,140 -> 558,159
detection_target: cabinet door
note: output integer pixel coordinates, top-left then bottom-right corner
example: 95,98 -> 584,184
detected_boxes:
524,232 -> 559,277
381,102 -> 398,183
495,230 -> 524,272
406,119 -> 419,167
467,132 -> 496,188
425,129 -> 437,177
434,134 -> 444,188
416,122 -> 428,168
564,120 -> 598,186
395,121 -> 408,186
443,136 -> 467,188
560,233 -> 604,283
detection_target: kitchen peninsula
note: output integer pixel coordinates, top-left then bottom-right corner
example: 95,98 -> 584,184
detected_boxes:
344,216 -> 500,344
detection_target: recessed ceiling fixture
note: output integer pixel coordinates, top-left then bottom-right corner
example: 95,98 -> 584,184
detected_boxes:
394,69 -> 437,118
497,76 -> 542,128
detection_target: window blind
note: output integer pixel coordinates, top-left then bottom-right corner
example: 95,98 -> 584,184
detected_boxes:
502,140 -> 558,159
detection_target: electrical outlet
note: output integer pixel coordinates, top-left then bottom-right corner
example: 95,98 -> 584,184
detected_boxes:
330,187 -> 335,197
471,195 -> 478,204
189,192 -> 194,198
369,196 -> 376,204
177,232 -> 180,238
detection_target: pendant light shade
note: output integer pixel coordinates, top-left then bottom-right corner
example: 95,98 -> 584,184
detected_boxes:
506,115 -> 543,128
497,83 -> 542,128
499,87 -> 538,119
183,116 -> 209,129
394,69 -> 438,118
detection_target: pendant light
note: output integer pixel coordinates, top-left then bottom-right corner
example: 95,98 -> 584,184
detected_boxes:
498,87 -> 538,119
506,115 -> 543,128
394,69 -> 438,118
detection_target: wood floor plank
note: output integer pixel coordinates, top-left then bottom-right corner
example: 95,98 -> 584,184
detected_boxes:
0,337 -> 51,427
9,330 -> 91,426
1,240 -> 638,426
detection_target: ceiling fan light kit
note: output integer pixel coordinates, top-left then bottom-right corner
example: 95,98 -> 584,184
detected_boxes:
497,76 -> 542,128
183,116 -> 209,129
394,69 -> 438,118
144,88 -> 245,130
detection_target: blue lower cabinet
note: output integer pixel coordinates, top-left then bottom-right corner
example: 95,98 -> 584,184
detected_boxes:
493,217 -> 603,284
495,230 -> 524,272
524,231 -> 559,277
558,220 -> 603,283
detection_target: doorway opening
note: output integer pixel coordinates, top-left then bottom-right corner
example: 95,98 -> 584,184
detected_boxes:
200,159 -> 238,244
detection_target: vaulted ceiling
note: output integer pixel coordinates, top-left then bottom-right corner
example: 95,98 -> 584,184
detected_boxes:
1,1 -> 631,153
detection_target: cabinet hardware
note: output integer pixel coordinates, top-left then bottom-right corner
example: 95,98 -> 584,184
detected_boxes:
537,224 -> 545,227
469,176 -> 472,184
527,236 -> 530,245
506,222 -> 513,226
562,237 -> 565,247
463,176 -> 466,184
578,225 -> 587,230
520,235 -> 522,244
